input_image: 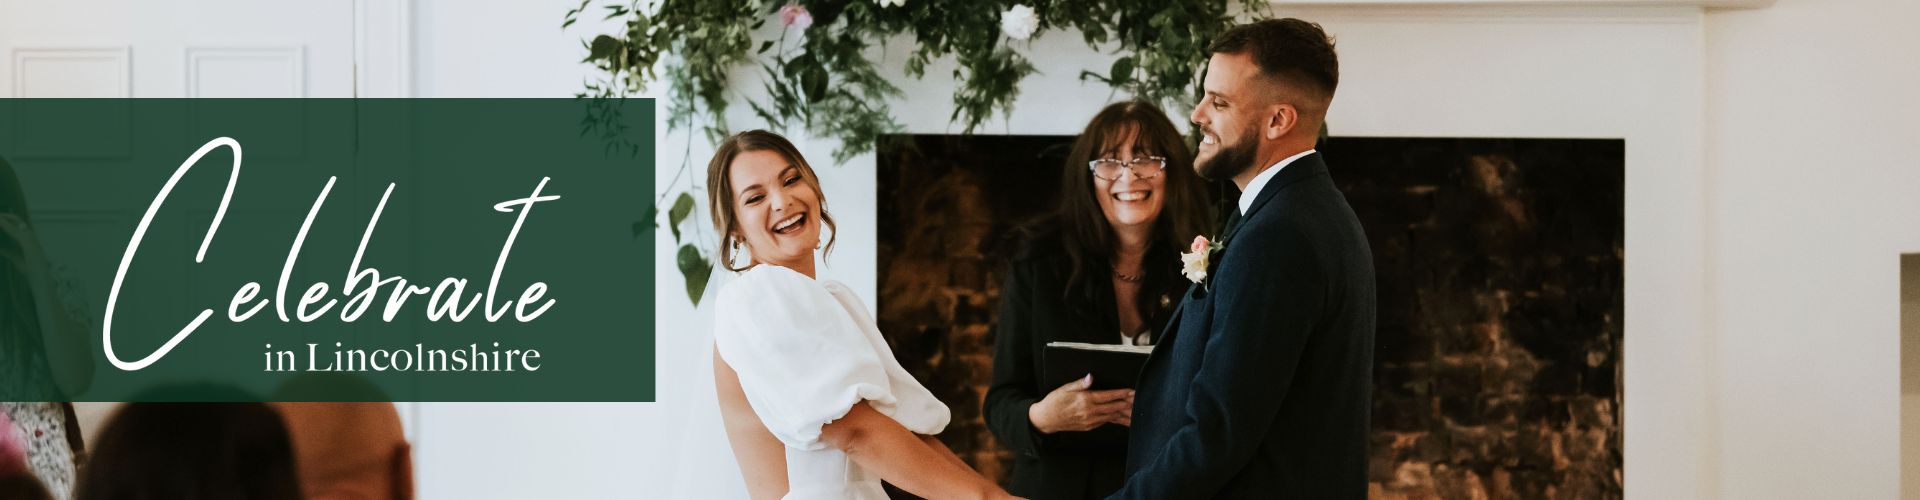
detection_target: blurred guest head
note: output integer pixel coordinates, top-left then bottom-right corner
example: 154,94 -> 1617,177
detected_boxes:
706,129 -> 838,274
1056,100 -> 1212,289
1191,18 -> 1339,183
0,474 -> 53,500
78,386 -> 301,500
272,373 -> 413,500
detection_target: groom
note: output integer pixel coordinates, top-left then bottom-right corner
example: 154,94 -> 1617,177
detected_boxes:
1110,18 -> 1376,499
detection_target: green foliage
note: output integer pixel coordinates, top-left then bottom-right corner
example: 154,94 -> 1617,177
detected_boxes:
571,0 -> 1268,307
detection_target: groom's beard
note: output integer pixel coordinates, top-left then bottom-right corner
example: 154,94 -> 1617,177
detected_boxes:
1195,126 -> 1258,182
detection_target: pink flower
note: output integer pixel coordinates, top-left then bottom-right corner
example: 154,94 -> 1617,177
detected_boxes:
778,4 -> 813,30
1189,235 -> 1209,254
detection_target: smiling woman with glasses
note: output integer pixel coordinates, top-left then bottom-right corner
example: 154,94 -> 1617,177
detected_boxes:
984,100 -> 1214,499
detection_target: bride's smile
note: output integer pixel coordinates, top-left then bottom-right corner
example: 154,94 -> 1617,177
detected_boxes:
727,149 -> 824,274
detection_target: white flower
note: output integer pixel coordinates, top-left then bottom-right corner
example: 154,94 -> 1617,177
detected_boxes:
1180,235 -> 1212,284
1181,250 -> 1208,284
1000,4 -> 1039,41
876,0 -> 906,7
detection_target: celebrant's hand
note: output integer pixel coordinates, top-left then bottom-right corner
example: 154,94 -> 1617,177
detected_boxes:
1028,374 -> 1133,434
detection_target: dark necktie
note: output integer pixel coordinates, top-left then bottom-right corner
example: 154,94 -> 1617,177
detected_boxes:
1218,207 -> 1246,241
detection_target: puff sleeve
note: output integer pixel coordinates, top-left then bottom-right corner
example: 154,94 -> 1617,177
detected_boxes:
712,266 -> 900,450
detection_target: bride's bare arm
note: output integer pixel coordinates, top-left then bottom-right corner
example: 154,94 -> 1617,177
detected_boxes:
821,402 -> 1016,500
715,350 -> 789,500
920,434 -> 973,472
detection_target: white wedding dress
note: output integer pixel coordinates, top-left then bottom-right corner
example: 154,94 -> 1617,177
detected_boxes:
712,265 -> 951,500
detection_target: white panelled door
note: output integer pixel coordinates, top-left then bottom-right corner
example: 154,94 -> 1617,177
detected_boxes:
0,0 -> 357,98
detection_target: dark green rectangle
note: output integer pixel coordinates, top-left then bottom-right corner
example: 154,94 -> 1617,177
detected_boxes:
0,98 -> 656,402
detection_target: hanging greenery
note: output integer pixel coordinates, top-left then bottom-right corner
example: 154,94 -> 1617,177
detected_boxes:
569,0 -> 1266,305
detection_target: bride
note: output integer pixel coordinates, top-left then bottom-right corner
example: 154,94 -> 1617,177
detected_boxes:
704,130 -> 1016,500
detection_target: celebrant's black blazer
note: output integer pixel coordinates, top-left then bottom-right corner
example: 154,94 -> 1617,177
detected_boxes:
984,225 -> 1187,500
1111,152 -> 1377,499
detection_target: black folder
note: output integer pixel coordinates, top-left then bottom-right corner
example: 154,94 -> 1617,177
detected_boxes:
1043,342 -> 1154,391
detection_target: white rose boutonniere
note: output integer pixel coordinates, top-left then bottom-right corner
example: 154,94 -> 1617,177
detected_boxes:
1181,235 -> 1222,287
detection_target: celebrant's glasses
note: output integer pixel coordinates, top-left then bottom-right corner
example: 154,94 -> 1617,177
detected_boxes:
1087,156 -> 1168,181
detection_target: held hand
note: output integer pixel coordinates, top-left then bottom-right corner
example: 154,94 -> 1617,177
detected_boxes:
1028,374 -> 1134,434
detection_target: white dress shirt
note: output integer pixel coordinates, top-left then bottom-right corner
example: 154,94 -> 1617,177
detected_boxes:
1237,149 -> 1317,215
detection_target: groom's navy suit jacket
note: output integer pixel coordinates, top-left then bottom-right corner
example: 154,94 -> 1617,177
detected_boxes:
1111,152 -> 1376,499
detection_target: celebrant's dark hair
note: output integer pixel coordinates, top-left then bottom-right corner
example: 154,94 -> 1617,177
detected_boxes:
1047,100 -> 1213,295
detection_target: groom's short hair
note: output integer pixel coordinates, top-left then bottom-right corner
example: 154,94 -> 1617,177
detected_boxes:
1209,18 -> 1339,109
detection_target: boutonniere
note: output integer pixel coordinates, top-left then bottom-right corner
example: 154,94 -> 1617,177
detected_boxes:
1180,235 -> 1224,290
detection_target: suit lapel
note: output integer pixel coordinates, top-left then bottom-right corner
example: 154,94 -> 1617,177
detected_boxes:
1238,151 -> 1327,224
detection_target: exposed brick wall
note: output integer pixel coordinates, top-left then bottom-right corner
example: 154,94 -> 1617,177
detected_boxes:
1330,138 -> 1624,499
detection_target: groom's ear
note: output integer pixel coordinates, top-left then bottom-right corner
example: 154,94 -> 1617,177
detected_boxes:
1265,103 -> 1298,141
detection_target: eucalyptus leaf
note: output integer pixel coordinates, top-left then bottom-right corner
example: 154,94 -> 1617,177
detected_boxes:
1110,56 -> 1135,84
801,66 -> 829,103
588,35 -> 618,62
668,192 -> 695,243
676,244 -> 713,306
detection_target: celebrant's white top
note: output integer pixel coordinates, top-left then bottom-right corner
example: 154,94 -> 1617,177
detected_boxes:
713,265 -> 951,500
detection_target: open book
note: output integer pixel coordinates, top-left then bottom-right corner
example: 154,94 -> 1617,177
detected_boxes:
1043,342 -> 1155,391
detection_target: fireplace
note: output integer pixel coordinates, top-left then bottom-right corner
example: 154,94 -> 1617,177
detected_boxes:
876,134 -> 1624,498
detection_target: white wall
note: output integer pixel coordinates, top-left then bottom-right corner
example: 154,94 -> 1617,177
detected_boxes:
1704,0 -> 1920,497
